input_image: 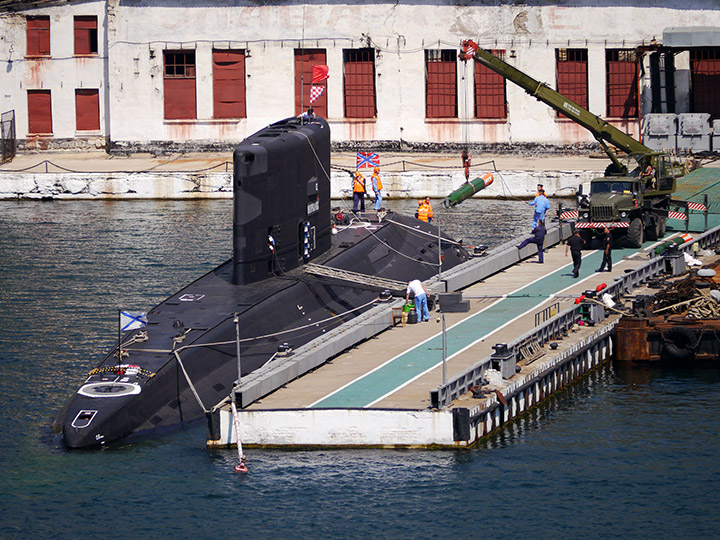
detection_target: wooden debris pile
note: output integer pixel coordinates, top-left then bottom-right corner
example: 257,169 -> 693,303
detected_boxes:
652,264 -> 720,319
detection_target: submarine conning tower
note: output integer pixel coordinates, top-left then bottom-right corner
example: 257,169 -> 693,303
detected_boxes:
232,117 -> 332,285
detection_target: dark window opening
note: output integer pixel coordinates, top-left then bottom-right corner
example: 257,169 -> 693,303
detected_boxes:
343,48 -> 376,119
690,48 -> 720,119
27,90 -> 52,134
213,49 -> 246,119
295,49 -> 327,118
556,48 -> 588,116
164,50 -> 196,120
606,49 -> 638,118
75,89 -> 100,131
425,49 -> 457,119
74,16 -> 98,55
474,49 -> 507,119
26,16 -> 50,56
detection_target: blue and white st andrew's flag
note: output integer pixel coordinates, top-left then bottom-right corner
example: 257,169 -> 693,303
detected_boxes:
120,311 -> 147,332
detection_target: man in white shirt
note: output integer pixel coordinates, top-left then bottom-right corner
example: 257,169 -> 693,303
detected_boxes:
406,279 -> 430,322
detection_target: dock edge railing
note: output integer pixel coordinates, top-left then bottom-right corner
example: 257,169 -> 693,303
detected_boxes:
430,223 -> 720,409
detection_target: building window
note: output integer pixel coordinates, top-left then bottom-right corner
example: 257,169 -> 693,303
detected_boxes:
27,90 -> 52,134
690,48 -> 720,119
295,49 -> 327,118
343,48 -> 376,119
425,49 -> 457,119
163,50 -> 196,120
75,89 -> 100,131
26,16 -> 50,57
606,50 -> 638,118
213,50 -> 246,119
556,48 -> 588,117
474,49 -> 507,119
74,16 -> 98,55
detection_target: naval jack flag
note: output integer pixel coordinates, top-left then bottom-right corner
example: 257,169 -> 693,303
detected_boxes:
120,311 -> 147,332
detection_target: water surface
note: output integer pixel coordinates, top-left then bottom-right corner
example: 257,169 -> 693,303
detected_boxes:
1,199 -> 718,539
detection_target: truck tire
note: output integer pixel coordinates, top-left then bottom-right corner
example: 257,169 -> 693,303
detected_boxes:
627,218 -> 643,248
645,218 -> 660,241
661,327 -> 697,363
658,217 -> 667,237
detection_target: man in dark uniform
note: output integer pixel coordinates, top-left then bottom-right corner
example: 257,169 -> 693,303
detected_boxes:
565,230 -> 585,278
517,219 -> 547,263
596,227 -> 613,272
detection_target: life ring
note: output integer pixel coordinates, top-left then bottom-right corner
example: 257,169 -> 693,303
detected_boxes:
661,326 -> 697,362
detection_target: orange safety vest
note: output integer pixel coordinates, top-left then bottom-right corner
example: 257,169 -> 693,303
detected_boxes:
371,172 -> 383,191
353,173 -> 366,193
418,201 -> 433,222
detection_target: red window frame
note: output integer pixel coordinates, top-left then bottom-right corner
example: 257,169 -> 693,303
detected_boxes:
606,50 -> 638,118
425,49 -> 457,119
343,48 -> 376,119
26,16 -> 50,57
75,89 -> 100,131
295,49 -> 327,118
27,90 -> 53,134
163,50 -> 196,120
690,48 -> 720,119
474,49 -> 507,119
213,50 -> 246,119
556,48 -> 588,117
74,16 -> 98,56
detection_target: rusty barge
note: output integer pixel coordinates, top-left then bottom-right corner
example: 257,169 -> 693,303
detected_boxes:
617,252 -> 720,363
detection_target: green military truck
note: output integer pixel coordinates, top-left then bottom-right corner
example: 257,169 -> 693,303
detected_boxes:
460,40 -> 685,248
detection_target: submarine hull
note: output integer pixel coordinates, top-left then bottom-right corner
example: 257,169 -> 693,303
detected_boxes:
55,118 -> 469,448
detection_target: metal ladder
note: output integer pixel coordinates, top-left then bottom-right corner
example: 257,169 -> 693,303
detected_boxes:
303,263 -> 406,291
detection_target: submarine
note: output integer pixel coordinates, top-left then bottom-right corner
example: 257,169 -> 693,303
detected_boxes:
54,116 -> 470,448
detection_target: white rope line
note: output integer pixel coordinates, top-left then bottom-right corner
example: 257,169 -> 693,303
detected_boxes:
174,349 -> 209,413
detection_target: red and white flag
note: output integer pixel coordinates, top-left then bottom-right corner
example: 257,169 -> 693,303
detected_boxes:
309,85 -> 325,103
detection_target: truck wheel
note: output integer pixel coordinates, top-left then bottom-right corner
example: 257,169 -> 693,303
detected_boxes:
645,218 -> 660,241
658,217 -> 667,237
627,218 -> 643,248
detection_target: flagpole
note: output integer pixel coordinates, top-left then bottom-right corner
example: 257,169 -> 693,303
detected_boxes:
117,308 -> 121,366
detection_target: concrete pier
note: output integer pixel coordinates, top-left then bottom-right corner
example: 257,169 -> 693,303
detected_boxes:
0,151 -> 607,200
207,224 -> 720,449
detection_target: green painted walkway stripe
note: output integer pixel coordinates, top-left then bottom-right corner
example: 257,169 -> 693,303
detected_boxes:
312,247 -> 620,408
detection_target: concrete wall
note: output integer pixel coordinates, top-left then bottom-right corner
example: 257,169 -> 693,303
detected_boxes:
0,167 -> 599,200
2,1 -> 720,149
216,408 -> 457,448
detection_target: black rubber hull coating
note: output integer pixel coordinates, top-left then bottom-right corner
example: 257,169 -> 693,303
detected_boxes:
54,118 -> 469,449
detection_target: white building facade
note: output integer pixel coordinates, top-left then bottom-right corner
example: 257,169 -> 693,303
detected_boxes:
1,0 -> 720,152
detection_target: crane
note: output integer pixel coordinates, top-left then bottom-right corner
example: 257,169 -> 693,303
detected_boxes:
459,39 -> 686,247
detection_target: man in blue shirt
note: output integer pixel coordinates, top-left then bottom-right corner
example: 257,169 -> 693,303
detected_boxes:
528,188 -> 550,228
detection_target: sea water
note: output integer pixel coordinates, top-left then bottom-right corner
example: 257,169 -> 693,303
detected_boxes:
1,199 -> 718,539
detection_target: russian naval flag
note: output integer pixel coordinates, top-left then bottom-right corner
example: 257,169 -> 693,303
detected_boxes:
120,311 -> 147,332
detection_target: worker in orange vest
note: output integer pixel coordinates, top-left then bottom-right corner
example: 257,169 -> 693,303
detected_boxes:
416,197 -> 433,223
370,167 -> 383,211
352,171 -> 366,212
